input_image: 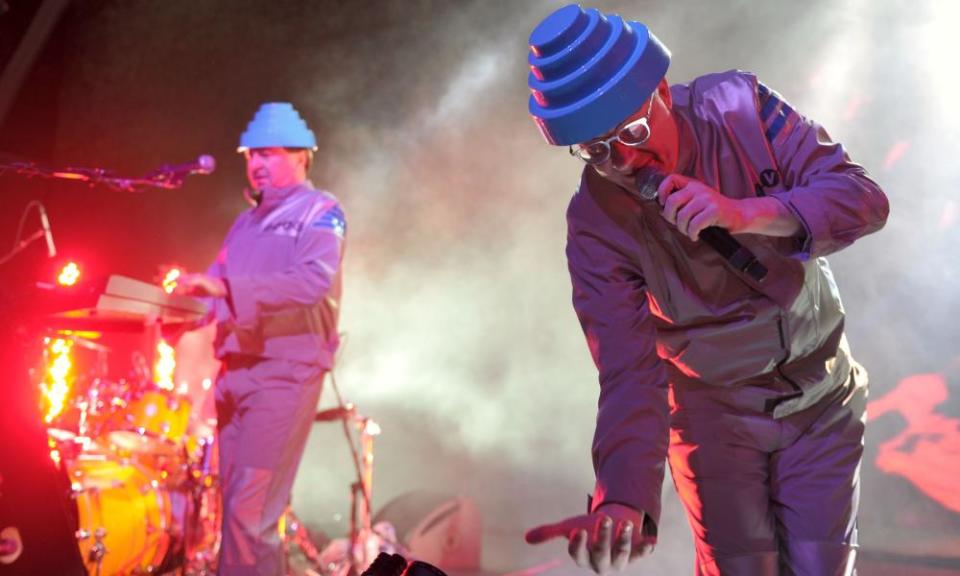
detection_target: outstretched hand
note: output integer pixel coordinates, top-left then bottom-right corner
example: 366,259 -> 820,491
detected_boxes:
174,273 -> 227,298
525,503 -> 655,574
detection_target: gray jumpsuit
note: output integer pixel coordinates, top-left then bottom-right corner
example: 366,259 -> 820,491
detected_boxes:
205,181 -> 345,575
567,71 -> 888,575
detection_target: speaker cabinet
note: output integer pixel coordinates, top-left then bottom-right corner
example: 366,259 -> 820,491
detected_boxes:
374,491 -> 481,571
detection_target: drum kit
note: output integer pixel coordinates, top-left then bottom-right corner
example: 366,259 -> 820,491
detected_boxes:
46,369 -> 221,576
46,358 -> 395,576
27,274 -> 220,575
19,273 -> 401,575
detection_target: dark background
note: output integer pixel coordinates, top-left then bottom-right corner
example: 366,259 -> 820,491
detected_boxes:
2,1 -> 958,573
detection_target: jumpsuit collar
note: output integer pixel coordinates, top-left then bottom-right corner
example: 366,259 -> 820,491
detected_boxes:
254,179 -> 315,213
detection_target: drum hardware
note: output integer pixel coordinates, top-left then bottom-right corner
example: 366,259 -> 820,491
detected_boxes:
282,507 -> 326,568
181,436 -> 221,576
82,527 -> 107,576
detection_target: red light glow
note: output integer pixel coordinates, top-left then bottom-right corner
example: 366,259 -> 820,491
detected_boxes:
162,267 -> 182,294
57,262 -> 81,287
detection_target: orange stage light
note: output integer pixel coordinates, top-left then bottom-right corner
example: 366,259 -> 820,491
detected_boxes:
162,267 -> 182,294
154,339 -> 177,391
41,337 -> 74,423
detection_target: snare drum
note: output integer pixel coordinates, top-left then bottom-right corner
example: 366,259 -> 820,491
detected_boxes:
106,430 -> 188,487
67,454 -> 172,575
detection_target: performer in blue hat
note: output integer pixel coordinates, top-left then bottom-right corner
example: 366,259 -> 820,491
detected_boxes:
178,102 -> 346,575
524,5 -> 888,575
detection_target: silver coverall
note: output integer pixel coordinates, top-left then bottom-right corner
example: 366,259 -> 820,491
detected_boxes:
205,181 -> 345,575
567,71 -> 888,575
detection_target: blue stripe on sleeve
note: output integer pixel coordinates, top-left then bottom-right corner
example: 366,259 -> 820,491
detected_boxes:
312,205 -> 347,238
766,101 -> 795,142
759,86 -> 780,122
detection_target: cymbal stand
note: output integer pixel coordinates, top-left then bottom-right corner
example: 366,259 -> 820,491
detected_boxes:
282,361 -> 384,575
348,412 -> 381,571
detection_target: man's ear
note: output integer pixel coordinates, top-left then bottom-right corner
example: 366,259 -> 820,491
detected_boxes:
657,78 -> 672,109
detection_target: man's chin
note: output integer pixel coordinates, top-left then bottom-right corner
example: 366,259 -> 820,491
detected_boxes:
592,167 -> 638,189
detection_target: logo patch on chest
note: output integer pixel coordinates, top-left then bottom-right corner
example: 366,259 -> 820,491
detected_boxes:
754,168 -> 781,197
262,220 -> 304,236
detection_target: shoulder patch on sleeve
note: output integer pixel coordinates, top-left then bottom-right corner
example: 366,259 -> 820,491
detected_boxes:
757,82 -> 800,145
312,204 -> 347,238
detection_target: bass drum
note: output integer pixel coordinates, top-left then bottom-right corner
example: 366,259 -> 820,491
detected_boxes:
67,453 -> 173,576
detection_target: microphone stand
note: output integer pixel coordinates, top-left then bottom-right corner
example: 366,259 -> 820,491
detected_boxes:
0,159 -> 190,192
0,200 -> 50,267
0,229 -> 44,267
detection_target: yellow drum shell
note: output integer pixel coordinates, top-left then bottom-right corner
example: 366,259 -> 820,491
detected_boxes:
68,454 -> 172,576
105,431 -> 189,488
106,389 -> 192,443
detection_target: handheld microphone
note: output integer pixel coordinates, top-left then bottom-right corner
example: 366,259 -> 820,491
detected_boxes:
633,167 -> 767,282
37,204 -> 56,258
148,154 -> 216,181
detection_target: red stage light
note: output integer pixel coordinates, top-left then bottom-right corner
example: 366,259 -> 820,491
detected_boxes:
56,261 -> 81,287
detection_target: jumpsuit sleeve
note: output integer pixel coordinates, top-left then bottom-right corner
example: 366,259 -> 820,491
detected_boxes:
756,81 -> 889,260
185,221 -> 238,331
566,192 -> 670,531
196,244 -> 228,326
225,203 -> 346,328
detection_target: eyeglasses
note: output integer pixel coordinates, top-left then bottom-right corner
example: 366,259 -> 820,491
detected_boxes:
568,95 -> 656,165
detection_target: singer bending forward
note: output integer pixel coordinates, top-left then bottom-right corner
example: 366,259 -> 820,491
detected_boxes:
523,5 -> 888,575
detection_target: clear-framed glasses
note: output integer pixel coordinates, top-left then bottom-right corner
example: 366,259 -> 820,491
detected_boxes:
568,95 -> 656,165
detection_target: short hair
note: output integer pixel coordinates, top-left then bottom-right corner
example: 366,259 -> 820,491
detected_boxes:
284,147 -> 314,171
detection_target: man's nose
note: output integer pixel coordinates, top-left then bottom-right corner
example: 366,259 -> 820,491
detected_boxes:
608,143 -> 632,172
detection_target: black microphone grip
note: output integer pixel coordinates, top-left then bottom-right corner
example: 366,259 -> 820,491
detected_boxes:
633,168 -> 767,282
699,227 -> 768,282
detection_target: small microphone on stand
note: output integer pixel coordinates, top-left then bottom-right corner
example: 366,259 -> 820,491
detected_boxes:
633,167 -> 767,282
146,154 -> 216,184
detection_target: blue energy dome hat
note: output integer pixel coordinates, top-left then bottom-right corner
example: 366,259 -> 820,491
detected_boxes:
527,4 -> 671,146
237,102 -> 318,152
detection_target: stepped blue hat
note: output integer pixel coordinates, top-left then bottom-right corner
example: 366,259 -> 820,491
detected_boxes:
527,4 -> 671,146
237,102 -> 318,152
